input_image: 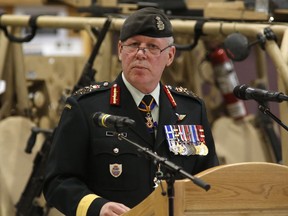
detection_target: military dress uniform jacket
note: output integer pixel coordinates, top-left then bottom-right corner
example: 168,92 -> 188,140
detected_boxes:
43,73 -> 219,216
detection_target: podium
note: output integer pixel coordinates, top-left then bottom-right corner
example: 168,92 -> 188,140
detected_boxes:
123,162 -> 288,216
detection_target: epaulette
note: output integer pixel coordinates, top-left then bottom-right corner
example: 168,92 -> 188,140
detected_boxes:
72,81 -> 111,99
166,85 -> 199,99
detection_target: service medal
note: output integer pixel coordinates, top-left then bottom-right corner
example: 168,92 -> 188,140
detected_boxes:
198,142 -> 209,156
145,113 -> 154,129
164,125 -> 209,156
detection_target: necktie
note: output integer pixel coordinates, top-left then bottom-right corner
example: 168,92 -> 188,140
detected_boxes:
138,95 -> 157,136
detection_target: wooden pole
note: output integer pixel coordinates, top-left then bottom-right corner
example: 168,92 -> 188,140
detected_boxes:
279,28 -> 288,165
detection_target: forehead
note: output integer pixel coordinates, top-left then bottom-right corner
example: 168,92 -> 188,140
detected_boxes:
125,35 -> 167,45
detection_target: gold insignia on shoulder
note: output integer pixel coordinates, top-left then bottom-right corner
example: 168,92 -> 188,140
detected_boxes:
155,16 -> 165,31
73,84 -> 101,96
175,86 -> 187,93
175,86 -> 199,98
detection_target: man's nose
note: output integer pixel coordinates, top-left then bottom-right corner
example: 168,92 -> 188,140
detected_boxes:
136,47 -> 147,54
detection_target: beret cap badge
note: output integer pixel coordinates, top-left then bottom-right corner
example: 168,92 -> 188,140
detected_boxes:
155,16 -> 165,31
119,7 -> 173,41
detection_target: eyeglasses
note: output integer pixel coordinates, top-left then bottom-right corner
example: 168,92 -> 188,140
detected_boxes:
121,43 -> 172,56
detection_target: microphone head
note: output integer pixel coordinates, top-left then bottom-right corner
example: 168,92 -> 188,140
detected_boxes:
233,84 -> 249,100
92,112 -> 103,126
223,33 -> 250,61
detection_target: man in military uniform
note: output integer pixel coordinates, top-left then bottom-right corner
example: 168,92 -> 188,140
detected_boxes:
43,7 -> 219,216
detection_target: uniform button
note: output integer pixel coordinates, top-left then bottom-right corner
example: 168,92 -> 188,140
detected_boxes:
113,148 -> 119,154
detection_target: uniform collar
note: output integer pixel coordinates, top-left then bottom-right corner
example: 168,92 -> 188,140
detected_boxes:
122,72 -> 160,106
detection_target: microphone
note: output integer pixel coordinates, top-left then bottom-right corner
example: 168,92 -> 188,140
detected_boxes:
223,33 -> 250,61
223,32 -> 266,61
233,84 -> 288,103
92,112 -> 135,128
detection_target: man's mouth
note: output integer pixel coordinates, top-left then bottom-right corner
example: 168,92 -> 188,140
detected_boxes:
132,65 -> 148,70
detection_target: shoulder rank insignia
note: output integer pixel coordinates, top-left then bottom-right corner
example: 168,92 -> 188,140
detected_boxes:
73,82 -> 110,97
175,86 -> 199,98
167,85 -> 199,98
164,125 -> 208,156
73,84 -> 101,96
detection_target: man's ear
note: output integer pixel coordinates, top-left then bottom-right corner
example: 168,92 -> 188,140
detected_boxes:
166,46 -> 176,66
118,40 -> 122,61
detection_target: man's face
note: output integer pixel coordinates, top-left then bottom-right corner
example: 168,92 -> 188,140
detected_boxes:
118,35 -> 176,94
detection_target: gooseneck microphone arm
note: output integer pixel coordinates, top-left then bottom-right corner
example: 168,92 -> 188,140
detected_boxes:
233,84 -> 288,132
258,103 -> 288,132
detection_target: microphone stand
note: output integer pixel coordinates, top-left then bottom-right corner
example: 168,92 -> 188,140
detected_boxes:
113,131 -> 210,216
256,101 -> 282,164
258,103 -> 288,132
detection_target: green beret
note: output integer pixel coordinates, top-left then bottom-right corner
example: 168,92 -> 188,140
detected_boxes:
120,7 -> 173,41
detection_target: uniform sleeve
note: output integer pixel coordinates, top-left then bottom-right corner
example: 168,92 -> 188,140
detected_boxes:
77,195 -> 109,216
43,96 -> 109,215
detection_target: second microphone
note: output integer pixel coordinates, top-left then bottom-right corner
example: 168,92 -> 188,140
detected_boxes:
233,84 -> 288,103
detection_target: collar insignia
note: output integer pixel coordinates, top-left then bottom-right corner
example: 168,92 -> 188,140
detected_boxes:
110,84 -> 120,106
164,85 -> 177,108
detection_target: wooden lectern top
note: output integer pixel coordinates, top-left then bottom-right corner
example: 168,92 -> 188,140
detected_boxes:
123,162 -> 288,216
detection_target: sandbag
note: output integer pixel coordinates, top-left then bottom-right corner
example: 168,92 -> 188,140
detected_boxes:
0,116 -> 63,216
212,115 -> 274,164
